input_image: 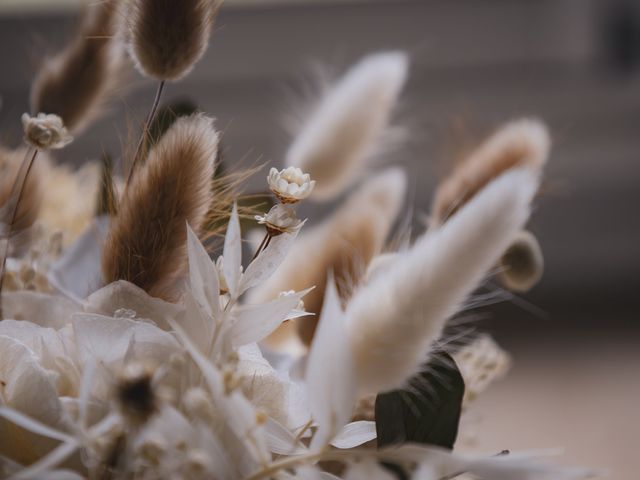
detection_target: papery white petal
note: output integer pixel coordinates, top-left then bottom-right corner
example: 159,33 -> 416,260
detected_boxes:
186,222 -> 221,318
306,275 -> 357,450
1,291 -> 80,330
223,203 -> 242,297
230,288 -> 313,347
240,230 -> 300,294
181,290 -> 215,354
48,216 -> 109,302
83,280 -> 183,330
330,421 -> 377,449
264,417 -> 307,455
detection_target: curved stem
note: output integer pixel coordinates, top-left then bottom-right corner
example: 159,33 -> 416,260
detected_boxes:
0,148 -> 39,319
125,79 -> 166,191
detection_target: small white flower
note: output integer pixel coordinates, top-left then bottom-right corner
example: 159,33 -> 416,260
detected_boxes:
255,204 -> 306,236
21,113 -> 73,150
267,166 -> 315,203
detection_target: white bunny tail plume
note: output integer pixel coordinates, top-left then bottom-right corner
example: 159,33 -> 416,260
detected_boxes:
286,52 -> 408,201
432,118 -> 549,225
346,168 -> 539,395
249,168 -> 407,347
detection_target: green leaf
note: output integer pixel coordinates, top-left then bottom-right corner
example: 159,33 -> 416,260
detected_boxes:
375,351 -> 465,449
375,351 -> 465,479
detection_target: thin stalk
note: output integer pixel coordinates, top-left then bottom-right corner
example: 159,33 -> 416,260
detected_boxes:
125,79 -> 166,190
250,232 -> 270,262
0,148 -> 39,318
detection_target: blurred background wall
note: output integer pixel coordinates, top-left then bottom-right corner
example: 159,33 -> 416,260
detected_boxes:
0,0 -> 638,477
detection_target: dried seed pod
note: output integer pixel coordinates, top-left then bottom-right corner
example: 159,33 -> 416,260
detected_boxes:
498,229 -> 544,292
125,0 -> 221,81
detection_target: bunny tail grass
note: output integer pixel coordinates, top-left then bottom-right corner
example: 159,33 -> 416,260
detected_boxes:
125,0 -> 221,82
0,147 -> 43,318
101,114 -> 218,301
347,168 -> 539,395
431,119 -> 549,226
286,52 -> 408,201
30,0 -> 125,133
250,168 -> 407,347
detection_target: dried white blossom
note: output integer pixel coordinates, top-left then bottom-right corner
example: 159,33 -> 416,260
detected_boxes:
21,113 -> 73,150
268,166 -> 316,203
255,204 -> 306,236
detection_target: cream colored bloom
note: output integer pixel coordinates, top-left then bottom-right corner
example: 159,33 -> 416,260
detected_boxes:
267,166 -> 315,203
21,113 -> 73,150
255,204 -> 305,236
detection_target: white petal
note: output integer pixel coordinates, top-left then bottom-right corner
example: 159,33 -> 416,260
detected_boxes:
264,417 -> 307,455
229,288 -> 312,347
330,421 -> 377,449
306,275 -> 357,450
186,222 -> 221,318
223,203 -> 242,297
240,230 -> 300,293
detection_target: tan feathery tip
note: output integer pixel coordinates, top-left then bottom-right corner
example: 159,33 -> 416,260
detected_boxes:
432,118 -> 550,225
30,0 -> 125,133
101,113 -> 218,301
126,0 -> 221,82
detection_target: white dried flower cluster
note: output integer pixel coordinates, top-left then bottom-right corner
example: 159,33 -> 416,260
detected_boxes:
255,204 -> 306,236
267,166 -> 316,203
21,113 -> 73,150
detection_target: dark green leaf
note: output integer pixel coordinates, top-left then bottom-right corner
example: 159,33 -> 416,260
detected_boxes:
376,351 -> 465,449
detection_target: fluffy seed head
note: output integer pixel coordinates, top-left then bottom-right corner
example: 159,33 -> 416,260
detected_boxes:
101,113 -> 218,301
250,168 -> 407,347
498,229 -> 544,292
30,0 -> 125,133
432,119 -> 550,225
0,147 -> 43,235
125,0 -> 221,81
347,169 -> 538,395
286,51 -> 408,201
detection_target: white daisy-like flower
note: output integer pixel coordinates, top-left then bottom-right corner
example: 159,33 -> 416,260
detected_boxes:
255,204 -> 306,236
267,166 -> 316,203
21,113 -> 73,150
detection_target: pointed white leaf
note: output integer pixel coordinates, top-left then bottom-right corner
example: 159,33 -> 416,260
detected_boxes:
240,230 -> 300,294
229,288 -> 313,347
13,440 -> 79,480
306,275 -> 357,450
223,203 -> 242,297
330,420 -> 377,449
186,222 -> 221,318
181,290 -> 215,354
0,408 -> 73,444
264,417 -> 308,455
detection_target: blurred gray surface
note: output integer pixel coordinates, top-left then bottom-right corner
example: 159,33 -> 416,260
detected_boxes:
0,0 -> 638,332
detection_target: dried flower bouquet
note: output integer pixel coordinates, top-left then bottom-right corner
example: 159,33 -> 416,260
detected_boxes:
0,1 -> 594,479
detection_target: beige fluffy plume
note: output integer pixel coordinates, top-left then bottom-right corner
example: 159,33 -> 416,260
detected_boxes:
286,52 -> 408,201
250,168 -> 407,347
30,0 -> 125,133
347,168 -> 538,395
101,114 -> 218,301
431,119 -> 549,225
125,0 -> 221,81
0,147 -> 43,235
